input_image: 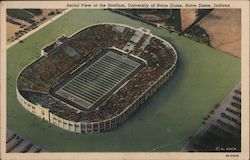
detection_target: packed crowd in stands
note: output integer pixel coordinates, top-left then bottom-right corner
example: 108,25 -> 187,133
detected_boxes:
17,24 -> 177,122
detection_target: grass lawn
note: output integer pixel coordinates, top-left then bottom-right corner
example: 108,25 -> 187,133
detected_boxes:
7,9 -> 240,152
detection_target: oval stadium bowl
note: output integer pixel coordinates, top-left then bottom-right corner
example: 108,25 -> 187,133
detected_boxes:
16,23 -> 178,133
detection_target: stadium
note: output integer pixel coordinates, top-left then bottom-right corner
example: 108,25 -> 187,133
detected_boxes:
16,23 -> 178,133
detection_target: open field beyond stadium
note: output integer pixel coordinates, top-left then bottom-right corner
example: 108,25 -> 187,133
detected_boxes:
7,9 -> 240,152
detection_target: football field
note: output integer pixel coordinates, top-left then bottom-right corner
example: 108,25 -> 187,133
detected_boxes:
55,50 -> 141,110
7,9 -> 240,152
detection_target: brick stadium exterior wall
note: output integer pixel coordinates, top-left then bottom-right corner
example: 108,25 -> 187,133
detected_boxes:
16,88 -> 82,133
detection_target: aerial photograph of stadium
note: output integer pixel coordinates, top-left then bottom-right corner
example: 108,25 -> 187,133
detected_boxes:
6,8 -> 241,153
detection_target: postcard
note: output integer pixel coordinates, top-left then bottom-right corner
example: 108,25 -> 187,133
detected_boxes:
0,1 -> 249,160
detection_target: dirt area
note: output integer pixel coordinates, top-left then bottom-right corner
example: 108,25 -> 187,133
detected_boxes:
199,9 -> 241,58
180,9 -> 197,31
7,9 -> 64,45
7,23 -> 21,41
7,18 -> 30,41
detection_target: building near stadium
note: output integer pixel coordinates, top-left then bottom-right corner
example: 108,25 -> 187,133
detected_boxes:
16,23 -> 178,133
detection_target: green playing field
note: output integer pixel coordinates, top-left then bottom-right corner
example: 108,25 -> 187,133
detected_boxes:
7,9 -> 240,152
56,50 -> 141,109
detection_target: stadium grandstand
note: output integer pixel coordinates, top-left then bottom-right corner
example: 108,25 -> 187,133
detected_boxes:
16,23 -> 178,133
